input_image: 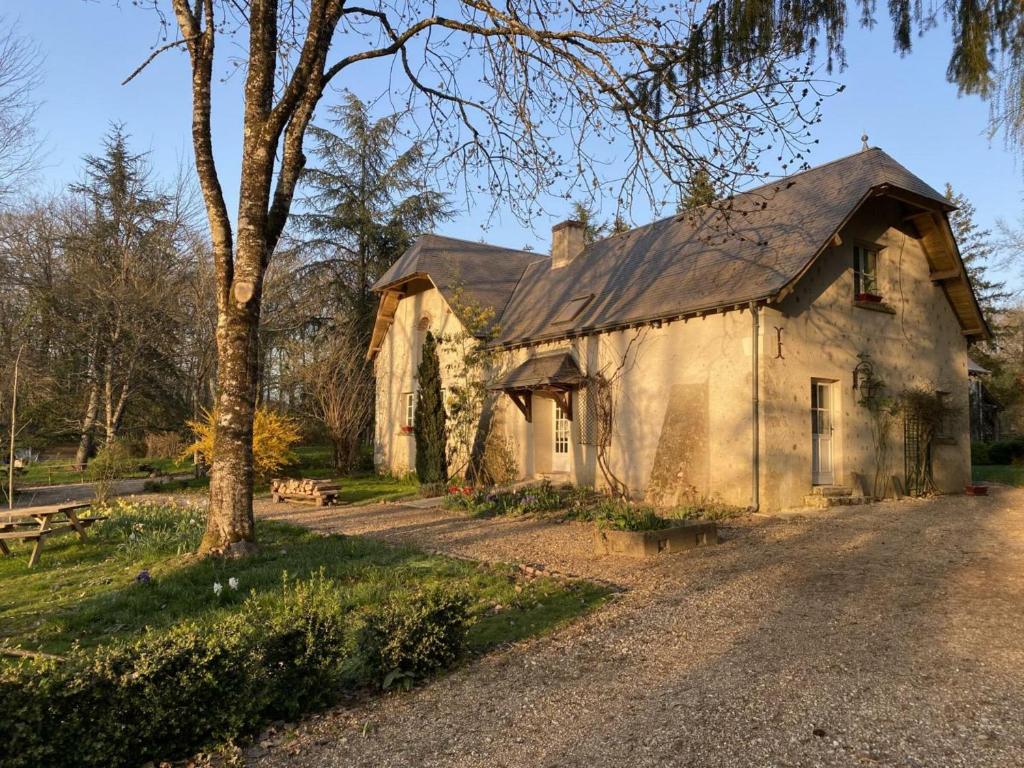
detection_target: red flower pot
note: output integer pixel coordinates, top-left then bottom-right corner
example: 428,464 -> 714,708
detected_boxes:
965,484 -> 988,496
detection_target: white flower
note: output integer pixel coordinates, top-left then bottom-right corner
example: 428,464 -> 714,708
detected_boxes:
228,577 -> 239,591
213,581 -> 223,596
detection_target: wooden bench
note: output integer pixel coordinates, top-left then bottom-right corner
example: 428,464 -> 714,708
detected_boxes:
0,503 -> 108,567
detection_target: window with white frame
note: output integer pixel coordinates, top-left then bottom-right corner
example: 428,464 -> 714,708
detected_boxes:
404,392 -> 416,429
853,244 -> 880,298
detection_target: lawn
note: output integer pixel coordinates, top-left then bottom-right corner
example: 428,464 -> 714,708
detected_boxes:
973,464 -> 1024,487
17,456 -> 192,488
14,444 -> 418,508
0,500 -> 608,657
151,468 -> 418,504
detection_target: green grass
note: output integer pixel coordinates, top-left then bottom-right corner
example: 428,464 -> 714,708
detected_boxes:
973,464 -> 1024,486
0,500 -> 609,657
147,471 -> 417,505
18,456 -> 192,488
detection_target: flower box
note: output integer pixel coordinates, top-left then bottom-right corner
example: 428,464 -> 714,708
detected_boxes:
399,425 -> 414,434
593,520 -> 718,558
855,292 -> 883,303
964,484 -> 988,496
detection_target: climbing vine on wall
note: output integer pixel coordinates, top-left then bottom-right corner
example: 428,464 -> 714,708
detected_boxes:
439,282 -> 515,483
856,361 -> 896,499
899,388 -> 953,496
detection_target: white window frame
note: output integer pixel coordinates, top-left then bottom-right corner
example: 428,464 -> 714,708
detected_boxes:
404,391 -> 416,429
854,244 -> 880,297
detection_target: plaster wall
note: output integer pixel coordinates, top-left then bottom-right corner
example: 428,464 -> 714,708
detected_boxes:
373,286 -> 466,476
497,310 -> 758,508
760,198 -> 971,509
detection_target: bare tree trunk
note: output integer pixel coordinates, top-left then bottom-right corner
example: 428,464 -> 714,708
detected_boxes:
74,344 -> 101,469
102,354 -> 115,443
200,237 -> 263,555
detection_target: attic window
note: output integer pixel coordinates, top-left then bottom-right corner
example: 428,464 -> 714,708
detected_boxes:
417,313 -> 432,331
853,245 -> 881,300
552,294 -> 594,325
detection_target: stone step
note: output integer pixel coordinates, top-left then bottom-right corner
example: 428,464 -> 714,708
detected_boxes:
803,494 -> 873,509
810,485 -> 854,498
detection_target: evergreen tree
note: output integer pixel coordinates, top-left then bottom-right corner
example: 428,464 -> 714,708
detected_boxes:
571,201 -> 631,243
570,200 -> 607,245
945,183 -> 1010,320
295,93 -> 452,334
677,168 -> 719,212
414,332 -> 448,485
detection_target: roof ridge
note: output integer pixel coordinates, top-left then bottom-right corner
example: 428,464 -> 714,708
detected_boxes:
418,231 -> 544,259
571,148 -> 892,251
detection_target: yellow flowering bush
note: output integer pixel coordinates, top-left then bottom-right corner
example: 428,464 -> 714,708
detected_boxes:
181,407 -> 301,480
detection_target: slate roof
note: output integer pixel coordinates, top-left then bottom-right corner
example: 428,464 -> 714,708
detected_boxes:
490,352 -> 584,390
372,149 -> 985,353
372,234 -> 540,330
494,148 -> 952,346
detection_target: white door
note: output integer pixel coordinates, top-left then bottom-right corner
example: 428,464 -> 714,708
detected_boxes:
552,399 -> 570,473
811,380 -> 835,485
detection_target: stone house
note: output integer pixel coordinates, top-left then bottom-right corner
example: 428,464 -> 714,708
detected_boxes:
368,149 -> 989,510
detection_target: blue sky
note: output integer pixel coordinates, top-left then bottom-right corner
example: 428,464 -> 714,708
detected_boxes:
8,1 -> 1022,287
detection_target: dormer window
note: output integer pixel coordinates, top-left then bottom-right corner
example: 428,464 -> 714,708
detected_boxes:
853,245 -> 881,301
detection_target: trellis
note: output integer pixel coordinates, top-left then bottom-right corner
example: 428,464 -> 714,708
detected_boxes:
903,414 -> 933,496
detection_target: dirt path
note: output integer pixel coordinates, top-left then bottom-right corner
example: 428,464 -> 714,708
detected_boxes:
251,488 -> 1024,768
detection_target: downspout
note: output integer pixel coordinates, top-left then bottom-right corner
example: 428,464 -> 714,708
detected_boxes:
750,301 -> 760,512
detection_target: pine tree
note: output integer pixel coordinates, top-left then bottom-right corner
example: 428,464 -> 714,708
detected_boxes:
945,183 -> 1010,321
570,200 -> 607,245
677,168 -> 719,212
414,332 -> 448,485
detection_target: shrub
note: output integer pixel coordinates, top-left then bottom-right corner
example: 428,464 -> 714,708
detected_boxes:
88,440 -> 136,504
987,436 -> 1024,465
243,570 -> 354,719
182,407 -> 301,480
0,572 -> 354,768
971,441 -> 992,465
359,587 -> 471,690
144,431 -> 183,460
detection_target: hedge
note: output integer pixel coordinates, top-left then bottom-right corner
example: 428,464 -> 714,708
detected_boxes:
0,575 -> 469,768
977,436 -> 1024,466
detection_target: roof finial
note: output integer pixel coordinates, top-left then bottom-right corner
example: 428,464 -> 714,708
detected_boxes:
861,131 -> 870,151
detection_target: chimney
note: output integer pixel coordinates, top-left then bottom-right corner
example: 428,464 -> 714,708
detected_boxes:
551,219 -> 585,269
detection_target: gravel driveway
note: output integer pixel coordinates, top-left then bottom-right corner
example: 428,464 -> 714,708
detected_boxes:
252,488 -> 1024,768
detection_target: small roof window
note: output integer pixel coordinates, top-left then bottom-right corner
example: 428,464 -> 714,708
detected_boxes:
552,294 -> 594,325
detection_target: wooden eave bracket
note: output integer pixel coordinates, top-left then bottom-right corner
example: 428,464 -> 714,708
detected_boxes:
507,390 -> 533,422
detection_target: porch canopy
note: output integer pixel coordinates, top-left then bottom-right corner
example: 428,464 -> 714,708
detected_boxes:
489,352 -> 584,423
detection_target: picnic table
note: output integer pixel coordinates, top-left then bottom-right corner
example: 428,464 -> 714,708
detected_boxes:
0,503 -> 108,567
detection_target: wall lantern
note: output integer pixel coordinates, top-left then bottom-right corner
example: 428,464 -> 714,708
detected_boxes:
852,354 -> 880,397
